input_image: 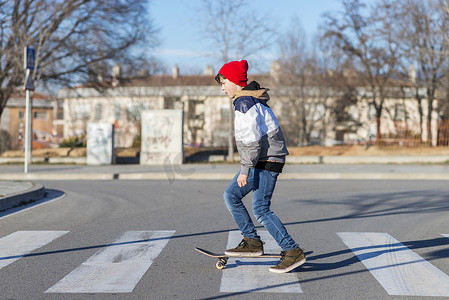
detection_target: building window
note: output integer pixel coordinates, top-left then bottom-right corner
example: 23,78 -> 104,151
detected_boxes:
19,111 -> 25,119
348,105 -> 359,120
221,104 -> 231,121
127,103 -> 143,121
95,103 -> 102,120
74,103 -> 90,120
394,104 -> 405,121
34,111 -> 47,120
368,105 -> 376,120
114,104 -> 121,120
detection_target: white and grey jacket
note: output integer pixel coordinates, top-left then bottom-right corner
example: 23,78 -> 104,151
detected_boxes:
233,81 -> 289,175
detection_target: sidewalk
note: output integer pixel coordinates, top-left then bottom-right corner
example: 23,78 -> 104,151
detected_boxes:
0,181 -> 45,212
1,162 -> 449,180
1,162 -> 449,212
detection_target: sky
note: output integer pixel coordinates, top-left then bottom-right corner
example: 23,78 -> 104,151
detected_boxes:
149,0 -> 344,75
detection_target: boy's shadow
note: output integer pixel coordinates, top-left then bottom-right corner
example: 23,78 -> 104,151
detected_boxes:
291,237 -> 449,273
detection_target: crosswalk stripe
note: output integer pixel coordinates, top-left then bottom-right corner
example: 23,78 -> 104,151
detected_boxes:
0,231 -> 69,270
45,230 -> 175,293
219,230 -> 303,294
338,232 -> 449,297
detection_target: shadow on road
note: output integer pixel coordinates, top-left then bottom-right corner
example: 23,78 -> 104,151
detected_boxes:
1,187 -> 448,289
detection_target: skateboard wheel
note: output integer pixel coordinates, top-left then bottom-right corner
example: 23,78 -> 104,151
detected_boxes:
216,261 -> 226,269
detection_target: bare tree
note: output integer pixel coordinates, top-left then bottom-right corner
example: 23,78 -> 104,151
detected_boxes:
274,20 -> 322,146
435,0 -> 449,39
322,0 -> 401,141
274,18 -> 355,146
430,0 -> 449,145
0,0 -> 159,118
199,0 -> 277,64
198,0 -> 277,160
388,0 -> 449,145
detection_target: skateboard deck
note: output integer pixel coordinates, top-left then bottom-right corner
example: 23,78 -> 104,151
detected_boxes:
195,247 -> 281,269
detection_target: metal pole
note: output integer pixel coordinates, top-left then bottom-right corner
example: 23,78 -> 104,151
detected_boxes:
24,76 -> 31,173
23,47 -> 35,173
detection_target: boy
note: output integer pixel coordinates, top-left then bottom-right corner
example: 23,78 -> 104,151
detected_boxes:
215,60 -> 306,273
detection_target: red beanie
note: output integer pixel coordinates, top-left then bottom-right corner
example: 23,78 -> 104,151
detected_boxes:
217,60 -> 248,87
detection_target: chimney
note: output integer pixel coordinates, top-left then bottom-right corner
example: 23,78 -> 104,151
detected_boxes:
270,60 -> 281,83
204,65 -> 214,76
172,64 -> 179,79
112,63 -> 121,86
408,64 -> 416,83
140,70 -> 149,77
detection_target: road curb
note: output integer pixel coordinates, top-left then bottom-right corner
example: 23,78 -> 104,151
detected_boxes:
0,157 -> 86,164
0,183 -> 46,211
285,155 -> 449,164
1,172 -> 449,181
1,155 -> 449,165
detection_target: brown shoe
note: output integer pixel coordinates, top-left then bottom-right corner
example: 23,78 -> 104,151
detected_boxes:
269,248 -> 306,273
224,237 -> 264,256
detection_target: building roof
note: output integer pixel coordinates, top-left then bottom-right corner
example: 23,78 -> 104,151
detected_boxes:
6,90 -> 55,108
58,71 -> 424,100
76,74 -> 274,89
10,90 -> 51,100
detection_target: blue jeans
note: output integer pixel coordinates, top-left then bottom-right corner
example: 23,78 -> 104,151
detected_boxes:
223,168 -> 299,251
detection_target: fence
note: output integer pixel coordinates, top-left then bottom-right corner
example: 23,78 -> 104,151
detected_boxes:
376,120 -> 449,147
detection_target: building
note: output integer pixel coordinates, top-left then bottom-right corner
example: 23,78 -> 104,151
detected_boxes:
57,67 -> 236,148
56,65 -> 446,149
0,91 -> 63,150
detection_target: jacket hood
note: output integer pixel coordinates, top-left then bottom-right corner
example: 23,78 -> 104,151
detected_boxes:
234,81 -> 270,101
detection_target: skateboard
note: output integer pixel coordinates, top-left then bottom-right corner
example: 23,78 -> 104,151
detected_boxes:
195,247 -> 281,269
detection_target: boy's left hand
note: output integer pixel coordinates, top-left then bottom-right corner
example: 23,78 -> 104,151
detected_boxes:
237,174 -> 248,187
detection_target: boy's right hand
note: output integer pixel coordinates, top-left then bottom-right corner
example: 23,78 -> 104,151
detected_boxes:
237,174 -> 248,187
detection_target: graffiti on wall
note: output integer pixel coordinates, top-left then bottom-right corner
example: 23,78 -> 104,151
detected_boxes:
87,123 -> 114,165
141,110 -> 183,165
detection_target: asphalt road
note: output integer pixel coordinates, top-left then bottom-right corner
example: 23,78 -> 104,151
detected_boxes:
1,178 -> 449,299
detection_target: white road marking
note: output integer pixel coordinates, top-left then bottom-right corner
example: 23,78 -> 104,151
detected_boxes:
0,231 -> 69,270
338,232 -> 449,297
46,230 -> 175,293
220,230 -> 303,294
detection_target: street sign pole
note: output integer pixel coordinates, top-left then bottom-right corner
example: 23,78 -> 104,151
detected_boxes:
24,74 -> 31,173
23,47 -> 35,174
